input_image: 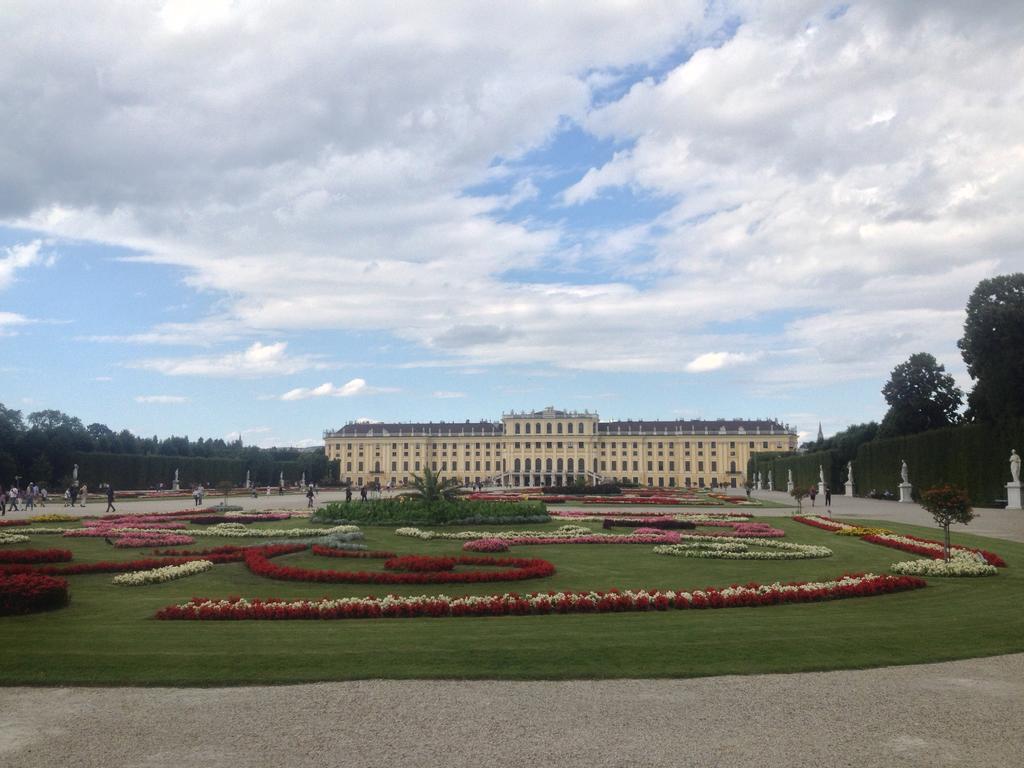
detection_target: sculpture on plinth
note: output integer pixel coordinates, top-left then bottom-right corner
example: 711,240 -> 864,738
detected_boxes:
173,468 -> 180,492
1008,449 -> 1023,510
845,460 -> 854,497
817,464 -> 826,497
898,459 -> 913,503
786,468 -> 794,493
767,470 -> 774,492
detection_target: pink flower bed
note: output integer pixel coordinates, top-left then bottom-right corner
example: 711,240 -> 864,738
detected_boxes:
502,532 -> 681,546
113,535 -> 196,548
462,539 -> 510,553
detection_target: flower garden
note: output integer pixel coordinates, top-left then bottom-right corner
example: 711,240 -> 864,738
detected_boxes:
0,501 -> 1022,685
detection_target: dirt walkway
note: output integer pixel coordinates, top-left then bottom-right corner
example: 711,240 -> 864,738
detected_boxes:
2,654 -> 1022,767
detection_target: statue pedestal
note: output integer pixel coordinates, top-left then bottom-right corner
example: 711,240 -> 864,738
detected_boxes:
767,482 -> 774,492
786,481 -> 794,493
818,482 -> 826,498
1007,482 -> 1022,510
899,482 -> 913,503
172,482 -> 179,492
845,481 -> 854,497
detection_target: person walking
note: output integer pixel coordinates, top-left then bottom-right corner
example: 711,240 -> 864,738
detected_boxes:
105,483 -> 116,513
345,485 -> 352,503
79,483 -> 88,509
24,484 -> 35,511
809,486 -> 817,507
824,485 -> 832,510
306,485 -> 315,508
0,483 -> 6,516
360,485 -> 368,502
8,486 -> 19,512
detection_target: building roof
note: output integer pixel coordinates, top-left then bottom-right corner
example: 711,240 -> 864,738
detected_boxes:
326,416 -> 795,438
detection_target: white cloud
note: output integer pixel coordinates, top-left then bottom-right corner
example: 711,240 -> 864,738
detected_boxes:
280,378 -> 397,401
685,352 -> 755,373
131,341 -> 327,377
134,395 -> 188,404
0,240 -> 51,290
432,390 -> 466,399
1,0 -> 1021,400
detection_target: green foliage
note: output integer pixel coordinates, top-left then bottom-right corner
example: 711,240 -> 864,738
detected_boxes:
854,418 -> 1024,505
959,273 -> 1024,421
879,353 -> 963,438
411,467 -> 461,502
920,484 -> 974,561
748,449 -> 840,496
72,452 -> 306,491
313,498 -> 549,525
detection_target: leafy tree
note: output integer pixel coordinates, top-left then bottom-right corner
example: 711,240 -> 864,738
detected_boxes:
411,467 -> 461,502
920,484 -> 974,561
958,273 -> 1024,421
815,421 -> 879,465
878,353 -> 963,437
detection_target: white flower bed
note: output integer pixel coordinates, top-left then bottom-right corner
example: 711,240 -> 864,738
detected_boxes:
0,532 -> 31,545
890,550 -> 997,577
112,559 -> 215,586
654,536 -> 833,560
195,523 -> 360,538
396,525 -> 601,541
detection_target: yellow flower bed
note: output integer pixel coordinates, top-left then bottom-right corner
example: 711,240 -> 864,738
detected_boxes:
29,514 -> 80,523
835,526 -> 892,537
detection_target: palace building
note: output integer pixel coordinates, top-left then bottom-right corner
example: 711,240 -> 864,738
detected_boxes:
324,407 -> 797,489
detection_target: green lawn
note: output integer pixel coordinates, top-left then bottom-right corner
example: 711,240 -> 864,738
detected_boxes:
1,516 -> 1021,685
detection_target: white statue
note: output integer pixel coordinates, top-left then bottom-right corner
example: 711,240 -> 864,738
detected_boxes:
1011,449 -> 1021,483
847,461 -> 853,484
901,460 -> 909,484
73,464 -> 79,482
818,464 -> 824,484
174,468 -> 179,484
279,470 -> 285,487
767,470 -> 773,489
245,469 -> 250,488
787,468 -> 793,485
301,471 -> 306,488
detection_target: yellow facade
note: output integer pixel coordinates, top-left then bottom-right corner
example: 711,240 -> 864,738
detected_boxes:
324,407 -> 797,489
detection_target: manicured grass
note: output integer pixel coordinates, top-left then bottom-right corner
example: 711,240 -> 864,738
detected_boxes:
0,515 -> 1021,685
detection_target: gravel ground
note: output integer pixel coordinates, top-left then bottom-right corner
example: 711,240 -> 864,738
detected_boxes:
2,654 -> 1023,767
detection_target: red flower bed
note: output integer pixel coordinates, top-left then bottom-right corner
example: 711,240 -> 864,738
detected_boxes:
0,544 -> 306,575
0,549 -> 73,564
792,515 -> 842,532
244,549 -> 556,585
0,572 -> 69,616
154,573 -> 926,621
311,547 -> 398,559
0,519 -> 31,528
383,555 -> 457,572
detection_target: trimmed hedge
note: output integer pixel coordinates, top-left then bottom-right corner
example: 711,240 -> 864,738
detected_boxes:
854,419 -> 1024,506
313,499 -> 549,526
748,450 -> 842,495
72,452 -> 307,491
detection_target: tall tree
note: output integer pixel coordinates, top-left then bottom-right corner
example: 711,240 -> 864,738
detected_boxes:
879,353 -> 963,437
958,273 -> 1024,421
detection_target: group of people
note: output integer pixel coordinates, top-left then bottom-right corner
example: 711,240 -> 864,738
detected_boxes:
1,480 -> 116,515
1,482 -> 48,514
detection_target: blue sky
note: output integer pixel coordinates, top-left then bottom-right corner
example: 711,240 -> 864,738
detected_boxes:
2,1 -> 1021,447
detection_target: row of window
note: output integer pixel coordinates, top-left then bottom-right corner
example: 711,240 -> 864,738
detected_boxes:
512,421 -> 589,435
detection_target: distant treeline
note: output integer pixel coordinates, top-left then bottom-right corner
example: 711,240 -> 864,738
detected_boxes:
0,403 -> 331,489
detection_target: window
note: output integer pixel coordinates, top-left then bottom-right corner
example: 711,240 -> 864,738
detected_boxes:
391,461 -> 397,471
730,461 -> 736,472
647,461 -> 653,471
402,461 -> 408,470
633,461 -> 638,471
698,461 -> 704,472
730,441 -> 736,449
546,442 -> 553,449
711,461 -> 717,472
515,423 -> 521,434
601,461 -> 607,471
669,461 -> 675,471
567,422 -> 574,434
611,461 -> 617,471
557,422 -> 563,434
536,423 -> 541,434
763,441 -> 769,449
545,458 -> 552,471
464,461 -> 470,471
346,462 -> 352,471
578,422 -> 585,434
685,461 -> 691,472
525,423 -> 531,434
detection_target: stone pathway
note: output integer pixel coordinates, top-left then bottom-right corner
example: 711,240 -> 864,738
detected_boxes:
2,654 -> 1022,767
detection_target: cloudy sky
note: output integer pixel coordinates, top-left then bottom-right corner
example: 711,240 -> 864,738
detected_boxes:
2,0 -> 1022,447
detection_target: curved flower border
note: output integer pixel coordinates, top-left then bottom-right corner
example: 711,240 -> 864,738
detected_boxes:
653,537 -> 832,560
155,572 -> 925,621
113,560 -> 215,586
244,548 -> 556,585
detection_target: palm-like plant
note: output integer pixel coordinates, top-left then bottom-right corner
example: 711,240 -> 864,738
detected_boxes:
411,467 -> 461,502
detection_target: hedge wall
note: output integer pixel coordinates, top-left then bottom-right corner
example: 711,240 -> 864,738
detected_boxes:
71,452 -> 307,491
747,450 -> 843,494
854,419 -> 1024,505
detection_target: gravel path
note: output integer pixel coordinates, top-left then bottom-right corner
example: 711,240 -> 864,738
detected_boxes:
2,654 -> 1022,767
